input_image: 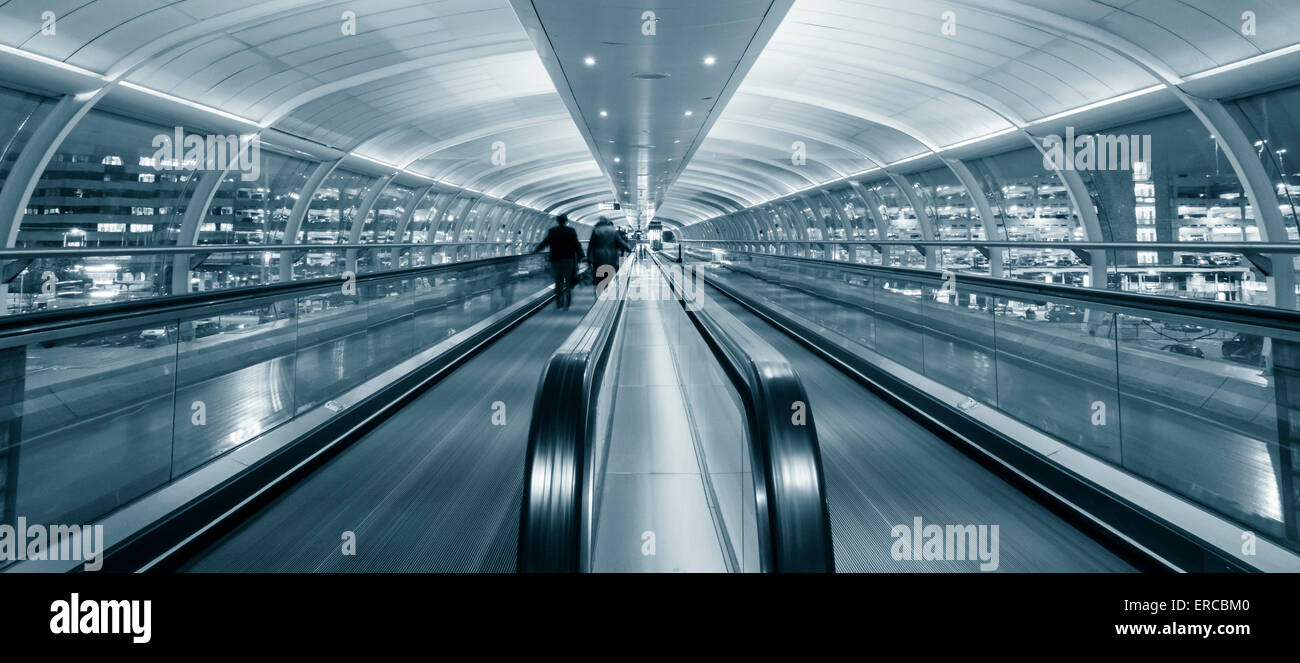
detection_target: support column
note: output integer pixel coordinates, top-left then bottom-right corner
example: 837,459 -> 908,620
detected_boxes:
0,91 -> 111,313
849,181 -> 889,264
942,157 -> 1004,278
345,173 -> 397,274
393,184 -> 433,268
280,158 -> 342,282
1023,130 -> 1117,290
0,90 -> 111,248
820,190 -> 853,261
887,172 -> 937,270
171,170 -> 229,295
426,191 -> 464,265
1178,92 -> 1295,309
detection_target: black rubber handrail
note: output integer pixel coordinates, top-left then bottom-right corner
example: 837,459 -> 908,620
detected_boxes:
0,253 -> 541,343
517,264 -> 628,572
652,253 -> 835,572
519,255 -> 835,572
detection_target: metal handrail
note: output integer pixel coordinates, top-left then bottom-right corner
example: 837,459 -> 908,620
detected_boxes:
0,252 -> 544,344
518,260 -> 630,572
680,238 -> 1300,254
0,241 -> 527,260
680,248 -> 1300,336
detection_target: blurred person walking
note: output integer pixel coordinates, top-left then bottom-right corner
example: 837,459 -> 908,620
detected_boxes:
534,214 -> 584,309
587,216 -> 633,294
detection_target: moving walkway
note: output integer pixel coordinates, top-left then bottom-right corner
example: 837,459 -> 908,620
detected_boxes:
7,242 -> 1289,573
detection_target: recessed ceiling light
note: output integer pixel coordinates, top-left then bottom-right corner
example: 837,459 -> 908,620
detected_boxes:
584,56 -> 596,66
674,139 -> 681,143
684,110 -> 693,116
614,157 -> 621,163
600,110 -> 608,117
703,55 -> 716,66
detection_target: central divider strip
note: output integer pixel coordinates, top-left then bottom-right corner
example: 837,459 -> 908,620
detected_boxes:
651,253 -> 835,572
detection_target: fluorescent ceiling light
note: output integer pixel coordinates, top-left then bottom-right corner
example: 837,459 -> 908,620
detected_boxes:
119,81 -> 261,127
1183,42 -> 1300,82
939,126 -> 1019,152
887,153 -> 930,166
0,43 -> 106,80
1028,84 -> 1165,126
350,152 -> 400,170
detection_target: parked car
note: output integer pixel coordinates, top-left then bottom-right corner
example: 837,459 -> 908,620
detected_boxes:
1046,305 -> 1085,323
1162,343 -> 1204,359
194,320 -> 221,338
138,328 -> 169,348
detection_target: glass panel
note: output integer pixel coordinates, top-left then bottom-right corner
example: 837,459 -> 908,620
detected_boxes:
1228,83 -> 1300,308
922,282 -> 997,405
1076,111 -> 1264,303
0,85 -> 50,192
0,254 -> 554,542
438,195 -> 473,243
913,166 -> 985,273
4,322 -> 178,525
359,183 -> 416,273
21,110 -> 206,249
171,301 -> 297,476
993,296 -> 1122,463
363,277 -> 415,377
1115,311 -> 1283,538
865,180 -> 926,268
9,254 -> 163,313
196,150 -> 316,291
874,274 -> 925,371
17,110 -> 215,311
294,287 -> 369,414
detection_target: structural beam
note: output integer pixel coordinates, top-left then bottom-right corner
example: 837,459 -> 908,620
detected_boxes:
345,173 -> 398,274
941,157 -> 1005,278
279,158 -> 341,282
171,170 -> 230,295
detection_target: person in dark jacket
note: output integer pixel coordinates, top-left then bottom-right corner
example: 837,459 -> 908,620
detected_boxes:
534,214 -> 584,309
587,216 -> 634,293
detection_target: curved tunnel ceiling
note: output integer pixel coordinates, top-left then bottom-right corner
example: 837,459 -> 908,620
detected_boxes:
0,0 -> 604,209
1,0 -> 1298,228
657,0 -> 1300,225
